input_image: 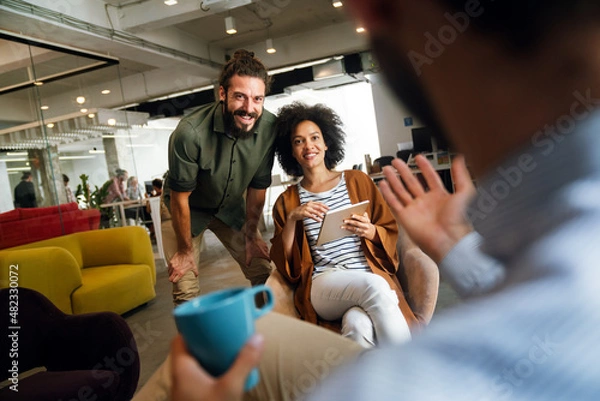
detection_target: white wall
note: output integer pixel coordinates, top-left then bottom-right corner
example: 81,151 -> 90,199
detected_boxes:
0,162 -> 14,212
126,122 -> 175,184
265,81 -> 380,176
368,73 -> 423,157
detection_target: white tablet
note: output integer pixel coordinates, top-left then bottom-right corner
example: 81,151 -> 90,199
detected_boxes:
316,200 -> 370,246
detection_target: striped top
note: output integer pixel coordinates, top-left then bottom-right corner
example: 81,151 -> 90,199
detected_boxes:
298,173 -> 370,275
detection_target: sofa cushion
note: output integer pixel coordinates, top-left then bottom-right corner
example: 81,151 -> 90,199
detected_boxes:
0,247 -> 82,314
0,370 -> 119,401
12,235 -> 84,268
18,202 -> 79,219
0,204 -> 100,250
0,209 -> 20,223
72,264 -> 156,315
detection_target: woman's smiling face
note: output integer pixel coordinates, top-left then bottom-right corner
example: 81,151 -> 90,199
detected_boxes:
291,120 -> 328,171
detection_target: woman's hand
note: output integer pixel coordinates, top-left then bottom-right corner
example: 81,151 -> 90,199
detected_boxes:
343,212 -> 377,242
287,201 -> 329,223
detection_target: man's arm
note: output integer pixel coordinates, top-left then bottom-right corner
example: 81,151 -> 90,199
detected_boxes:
245,187 -> 270,265
168,189 -> 197,282
438,231 -> 505,298
380,155 -> 505,298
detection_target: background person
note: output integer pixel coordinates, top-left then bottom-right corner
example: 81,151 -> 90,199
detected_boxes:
125,175 -> 149,226
103,168 -> 129,204
62,174 -> 76,204
270,102 -> 415,346
165,49 -> 277,306
14,171 -> 37,208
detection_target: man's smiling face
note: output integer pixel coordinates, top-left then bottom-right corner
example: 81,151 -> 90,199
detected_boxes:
220,74 -> 266,139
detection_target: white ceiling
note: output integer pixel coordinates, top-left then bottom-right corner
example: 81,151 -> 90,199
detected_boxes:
0,0 -> 366,102
0,0 -> 369,152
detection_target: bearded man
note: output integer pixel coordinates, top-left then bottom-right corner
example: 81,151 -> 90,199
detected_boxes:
165,49 -> 276,305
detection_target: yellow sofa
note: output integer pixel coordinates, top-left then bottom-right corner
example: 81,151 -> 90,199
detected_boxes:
0,226 -> 156,315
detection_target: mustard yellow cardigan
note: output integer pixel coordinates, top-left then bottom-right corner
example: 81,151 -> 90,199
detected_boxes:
269,169 -> 419,333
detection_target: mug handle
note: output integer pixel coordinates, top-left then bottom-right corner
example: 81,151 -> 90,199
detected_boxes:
246,284 -> 274,319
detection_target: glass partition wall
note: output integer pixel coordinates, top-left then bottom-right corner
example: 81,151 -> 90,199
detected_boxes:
0,32 -> 147,231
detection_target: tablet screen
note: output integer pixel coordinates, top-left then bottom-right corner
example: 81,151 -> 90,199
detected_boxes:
315,200 -> 370,246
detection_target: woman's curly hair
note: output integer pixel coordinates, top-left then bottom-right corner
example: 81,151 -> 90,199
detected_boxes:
274,102 -> 346,177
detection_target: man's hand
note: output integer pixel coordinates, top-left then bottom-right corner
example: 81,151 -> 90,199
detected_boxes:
171,334 -> 265,401
245,236 -> 270,266
168,250 -> 198,283
379,154 -> 476,263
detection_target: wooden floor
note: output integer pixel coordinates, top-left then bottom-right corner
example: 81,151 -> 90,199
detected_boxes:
125,227 -> 461,393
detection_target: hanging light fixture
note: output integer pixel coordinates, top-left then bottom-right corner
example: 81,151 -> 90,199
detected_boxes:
266,38 -> 276,54
225,16 -> 237,35
332,0 -> 343,8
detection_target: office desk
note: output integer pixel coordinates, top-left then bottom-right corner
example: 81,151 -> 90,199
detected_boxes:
369,154 -> 454,193
100,199 -> 142,226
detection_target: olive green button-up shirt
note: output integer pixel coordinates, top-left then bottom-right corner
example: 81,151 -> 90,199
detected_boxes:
167,101 -> 276,235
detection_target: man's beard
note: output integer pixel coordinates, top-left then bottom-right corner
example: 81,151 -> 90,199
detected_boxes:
223,102 -> 261,140
371,35 -> 453,150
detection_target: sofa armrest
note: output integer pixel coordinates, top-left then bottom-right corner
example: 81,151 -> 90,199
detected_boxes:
77,226 -> 156,285
265,269 -> 300,318
46,311 -> 140,400
0,247 -> 82,314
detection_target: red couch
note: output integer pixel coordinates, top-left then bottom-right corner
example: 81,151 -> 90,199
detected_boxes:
0,203 -> 100,250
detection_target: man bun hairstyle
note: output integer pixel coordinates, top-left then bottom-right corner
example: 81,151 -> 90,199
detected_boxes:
219,49 -> 272,94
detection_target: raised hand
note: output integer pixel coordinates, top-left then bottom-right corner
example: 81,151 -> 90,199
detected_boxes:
378,154 -> 476,263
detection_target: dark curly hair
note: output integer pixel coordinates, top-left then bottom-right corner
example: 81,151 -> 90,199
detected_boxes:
274,102 -> 346,177
219,49 -> 272,94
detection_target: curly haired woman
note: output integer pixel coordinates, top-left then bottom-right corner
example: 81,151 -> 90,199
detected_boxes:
270,102 -> 418,347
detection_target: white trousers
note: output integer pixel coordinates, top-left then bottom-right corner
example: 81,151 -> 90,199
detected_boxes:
310,269 -> 412,347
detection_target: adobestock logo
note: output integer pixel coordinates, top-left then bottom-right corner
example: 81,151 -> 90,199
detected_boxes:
407,0 -> 486,76
467,88 -> 600,222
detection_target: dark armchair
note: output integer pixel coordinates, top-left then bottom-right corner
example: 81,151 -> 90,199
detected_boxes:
0,288 -> 139,401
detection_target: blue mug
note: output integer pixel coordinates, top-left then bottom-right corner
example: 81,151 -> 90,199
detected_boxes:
173,285 -> 274,391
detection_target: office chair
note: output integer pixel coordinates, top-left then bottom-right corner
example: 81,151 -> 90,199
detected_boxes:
396,149 -> 413,163
372,156 -> 395,169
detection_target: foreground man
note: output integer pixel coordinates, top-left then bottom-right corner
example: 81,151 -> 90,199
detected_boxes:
139,1 -> 600,399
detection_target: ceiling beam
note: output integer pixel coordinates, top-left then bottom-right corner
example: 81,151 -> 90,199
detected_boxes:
117,0 -> 255,33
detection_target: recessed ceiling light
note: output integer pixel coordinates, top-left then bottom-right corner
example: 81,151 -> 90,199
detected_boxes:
107,118 -> 117,126
34,81 -> 44,86
40,105 -> 49,110
80,108 -> 89,113
46,123 -> 54,128
88,113 -> 96,118
225,16 -> 237,35
76,96 -> 86,104
101,89 -> 111,95
356,27 -> 366,33
164,0 -> 178,5
332,1 -> 343,8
